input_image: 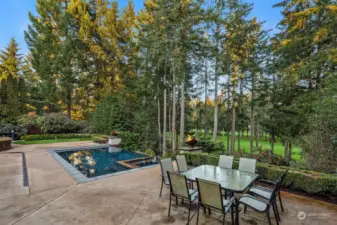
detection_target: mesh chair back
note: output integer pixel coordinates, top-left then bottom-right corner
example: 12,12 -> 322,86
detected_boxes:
196,178 -> 223,211
167,171 -> 189,199
277,169 -> 288,192
280,170 -> 288,184
176,155 -> 189,172
269,177 -> 282,202
160,158 -> 174,180
239,158 -> 256,173
218,155 -> 234,169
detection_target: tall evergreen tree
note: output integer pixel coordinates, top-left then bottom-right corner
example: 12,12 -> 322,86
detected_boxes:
0,38 -> 26,122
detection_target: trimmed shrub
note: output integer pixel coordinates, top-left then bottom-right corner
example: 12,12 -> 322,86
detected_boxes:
21,133 -> 94,141
0,124 -> 27,140
119,131 -> 140,152
0,137 -> 12,151
196,140 -> 226,153
92,135 -> 108,144
181,152 -> 337,196
38,113 -> 88,134
144,149 -> 156,157
17,114 -> 41,134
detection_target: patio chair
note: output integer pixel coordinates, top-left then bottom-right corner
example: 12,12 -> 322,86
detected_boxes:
248,169 -> 288,220
176,155 -> 189,172
239,177 -> 282,225
167,171 -> 198,225
159,158 -> 174,197
218,155 -> 234,169
196,178 -> 236,225
238,158 -> 256,173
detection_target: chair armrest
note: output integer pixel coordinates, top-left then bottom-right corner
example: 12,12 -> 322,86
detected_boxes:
258,179 -> 276,185
224,197 -> 235,208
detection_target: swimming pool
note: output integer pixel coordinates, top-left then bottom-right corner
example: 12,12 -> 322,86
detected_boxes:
56,147 -> 158,178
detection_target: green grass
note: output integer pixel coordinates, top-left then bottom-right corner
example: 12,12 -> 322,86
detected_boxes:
214,135 -> 302,161
172,131 -> 303,161
14,138 -> 92,145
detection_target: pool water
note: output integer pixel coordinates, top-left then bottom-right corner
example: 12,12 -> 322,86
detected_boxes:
57,148 -> 157,178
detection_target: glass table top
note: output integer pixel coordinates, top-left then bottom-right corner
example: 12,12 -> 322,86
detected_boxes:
182,165 -> 259,192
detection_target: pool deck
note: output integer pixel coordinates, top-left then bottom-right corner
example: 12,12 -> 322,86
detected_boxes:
0,141 -> 336,225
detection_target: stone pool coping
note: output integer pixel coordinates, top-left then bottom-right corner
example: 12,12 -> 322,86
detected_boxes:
48,145 -> 159,183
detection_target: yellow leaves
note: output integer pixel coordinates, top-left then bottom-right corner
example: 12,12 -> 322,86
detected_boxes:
205,96 -> 214,107
327,49 -> 337,64
280,39 -> 291,47
180,0 -> 191,8
290,18 -> 306,32
314,28 -> 328,42
327,5 -> 337,14
144,0 -> 158,10
251,17 -> 257,25
25,104 -> 36,111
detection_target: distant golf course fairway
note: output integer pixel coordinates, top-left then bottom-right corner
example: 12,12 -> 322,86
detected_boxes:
215,135 -> 302,161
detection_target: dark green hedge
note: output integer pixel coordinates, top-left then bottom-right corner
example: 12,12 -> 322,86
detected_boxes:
181,152 -> 337,196
21,133 -> 94,141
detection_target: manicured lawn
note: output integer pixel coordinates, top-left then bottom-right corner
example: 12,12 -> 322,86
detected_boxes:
184,132 -> 303,161
13,138 -> 92,145
214,135 -> 302,161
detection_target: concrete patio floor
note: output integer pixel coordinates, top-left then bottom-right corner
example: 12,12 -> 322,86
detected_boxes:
1,141 -> 336,225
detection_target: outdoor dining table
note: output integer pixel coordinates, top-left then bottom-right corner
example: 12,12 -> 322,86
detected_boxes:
182,165 -> 259,224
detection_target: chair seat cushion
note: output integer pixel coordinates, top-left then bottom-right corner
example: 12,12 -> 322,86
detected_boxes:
249,187 -> 272,199
239,194 -> 267,212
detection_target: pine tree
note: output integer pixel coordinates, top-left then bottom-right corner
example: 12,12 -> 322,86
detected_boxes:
222,0 -> 263,154
0,38 -> 26,122
25,0 -> 89,118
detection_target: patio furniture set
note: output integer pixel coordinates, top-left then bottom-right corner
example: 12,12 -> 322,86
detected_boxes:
160,155 -> 288,225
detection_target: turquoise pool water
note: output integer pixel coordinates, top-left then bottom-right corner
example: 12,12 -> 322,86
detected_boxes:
57,148 -> 157,178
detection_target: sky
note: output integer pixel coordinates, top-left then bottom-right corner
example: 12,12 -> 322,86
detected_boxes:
0,0 -> 282,55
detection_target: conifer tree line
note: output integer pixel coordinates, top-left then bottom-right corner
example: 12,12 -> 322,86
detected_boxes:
0,0 -> 336,172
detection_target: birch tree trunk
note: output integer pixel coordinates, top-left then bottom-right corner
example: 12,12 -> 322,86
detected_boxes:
255,123 -> 259,148
230,85 -> 236,154
212,6 -> 220,143
157,98 -> 161,152
230,66 -> 238,154
270,130 -> 275,158
162,66 -> 167,155
288,142 -> 292,162
204,61 -> 208,139
212,70 -> 219,143
284,140 -> 289,162
172,69 -> 177,152
169,107 -> 172,149
250,74 -> 255,153
180,82 -> 185,146
226,84 -> 231,152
